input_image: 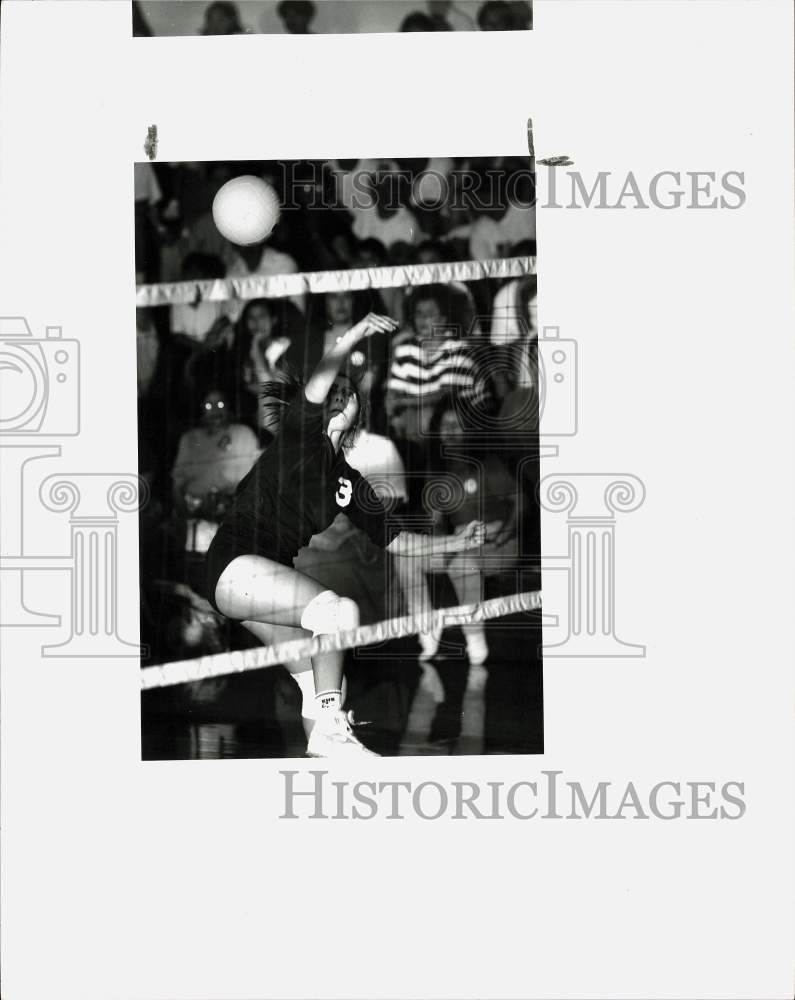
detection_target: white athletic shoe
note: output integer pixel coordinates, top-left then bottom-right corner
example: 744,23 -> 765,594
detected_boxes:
306,710 -> 380,758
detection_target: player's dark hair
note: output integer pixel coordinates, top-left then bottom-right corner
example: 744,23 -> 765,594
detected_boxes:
259,366 -> 368,450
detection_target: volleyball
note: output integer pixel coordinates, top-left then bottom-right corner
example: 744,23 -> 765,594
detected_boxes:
212,175 -> 281,246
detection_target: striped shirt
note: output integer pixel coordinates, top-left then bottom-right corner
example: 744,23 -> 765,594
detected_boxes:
385,334 -> 490,439
387,335 -> 486,401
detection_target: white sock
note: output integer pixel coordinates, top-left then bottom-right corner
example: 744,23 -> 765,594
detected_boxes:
292,669 -> 317,719
316,688 -> 342,714
464,626 -> 489,666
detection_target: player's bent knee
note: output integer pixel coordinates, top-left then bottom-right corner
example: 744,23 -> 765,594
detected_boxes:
335,597 -> 359,632
300,589 -> 360,636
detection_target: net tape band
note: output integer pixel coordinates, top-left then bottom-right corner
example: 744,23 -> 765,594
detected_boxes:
140,589 -> 541,690
135,255 -> 536,308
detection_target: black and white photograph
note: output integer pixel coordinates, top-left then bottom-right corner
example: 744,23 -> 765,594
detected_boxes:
136,156 -> 541,758
133,0 -> 532,36
2,2 -> 794,999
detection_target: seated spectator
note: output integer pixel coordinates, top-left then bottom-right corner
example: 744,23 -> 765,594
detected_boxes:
409,240 -> 480,334
171,387 -> 260,524
186,297 -> 300,436
477,0 -> 516,30
277,0 -> 316,33
385,284 -> 492,443
200,1 -> 246,34
238,298 -> 293,399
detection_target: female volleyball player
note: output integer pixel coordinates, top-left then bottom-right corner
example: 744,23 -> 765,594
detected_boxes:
205,312 -> 486,758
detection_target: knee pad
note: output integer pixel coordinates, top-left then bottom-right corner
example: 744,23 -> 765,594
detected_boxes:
300,590 -> 359,636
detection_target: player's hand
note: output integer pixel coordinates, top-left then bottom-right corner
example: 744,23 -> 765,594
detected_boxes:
457,520 -> 486,551
344,313 -> 399,345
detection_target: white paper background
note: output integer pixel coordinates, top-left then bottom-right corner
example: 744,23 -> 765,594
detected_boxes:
1,1 -> 793,998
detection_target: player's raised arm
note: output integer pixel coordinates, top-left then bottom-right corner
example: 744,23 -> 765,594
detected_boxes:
304,313 -> 399,404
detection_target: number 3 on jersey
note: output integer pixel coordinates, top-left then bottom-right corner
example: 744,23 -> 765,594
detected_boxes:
335,476 -> 352,507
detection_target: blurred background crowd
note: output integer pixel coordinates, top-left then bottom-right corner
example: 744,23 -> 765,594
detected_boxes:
133,0 -> 532,36
136,156 -> 541,757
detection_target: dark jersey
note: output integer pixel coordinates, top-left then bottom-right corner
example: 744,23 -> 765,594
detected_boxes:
205,393 -> 401,605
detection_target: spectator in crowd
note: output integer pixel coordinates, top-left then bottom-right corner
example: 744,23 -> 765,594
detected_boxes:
385,284 -> 492,444
171,387 -> 260,517
477,0 -> 516,30
200,1 -> 246,34
277,0 -> 315,34
409,240 -> 480,334
238,299 -> 293,393
184,297 -> 300,436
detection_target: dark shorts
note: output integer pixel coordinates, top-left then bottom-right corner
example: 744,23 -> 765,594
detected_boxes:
204,523 -> 286,618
